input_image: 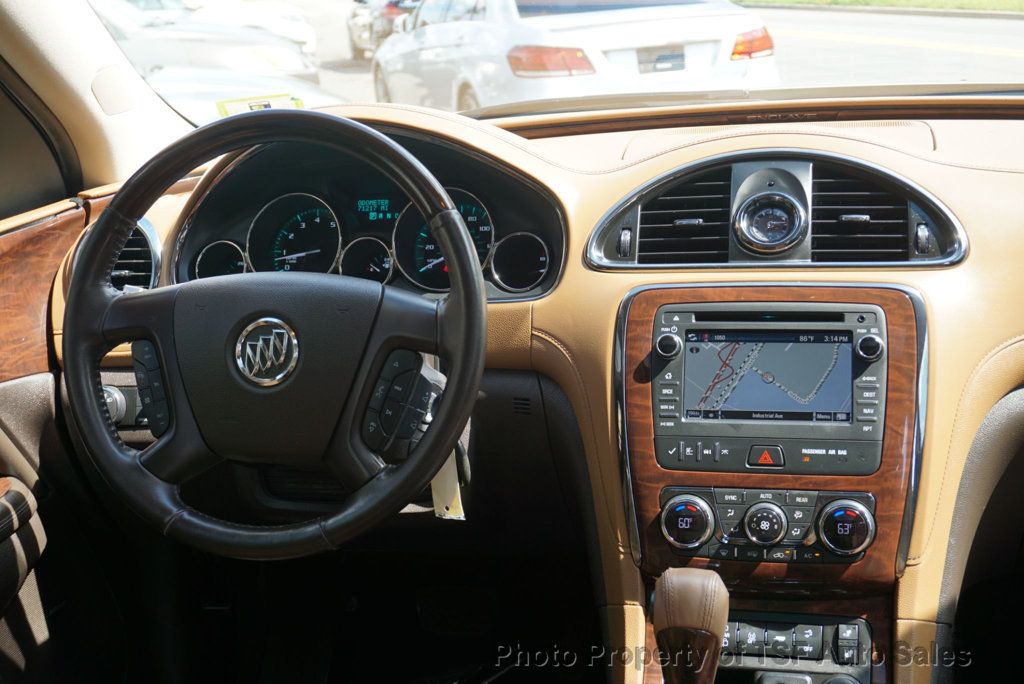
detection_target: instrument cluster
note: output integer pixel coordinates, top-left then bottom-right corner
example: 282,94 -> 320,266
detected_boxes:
175,138 -> 563,299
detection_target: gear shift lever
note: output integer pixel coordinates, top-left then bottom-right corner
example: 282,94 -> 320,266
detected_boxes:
653,568 -> 730,684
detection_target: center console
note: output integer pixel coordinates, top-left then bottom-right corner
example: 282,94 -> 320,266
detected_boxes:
618,285 -> 923,683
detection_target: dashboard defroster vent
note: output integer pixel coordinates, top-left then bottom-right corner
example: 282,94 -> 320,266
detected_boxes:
637,166 -> 731,264
811,164 -> 910,262
111,221 -> 157,290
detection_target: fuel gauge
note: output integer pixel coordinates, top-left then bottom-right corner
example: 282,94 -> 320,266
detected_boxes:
339,236 -> 393,284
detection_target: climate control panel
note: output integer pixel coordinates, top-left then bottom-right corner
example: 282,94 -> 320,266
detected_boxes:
659,486 -> 876,563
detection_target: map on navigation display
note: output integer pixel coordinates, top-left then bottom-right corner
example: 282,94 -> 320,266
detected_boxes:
682,330 -> 854,422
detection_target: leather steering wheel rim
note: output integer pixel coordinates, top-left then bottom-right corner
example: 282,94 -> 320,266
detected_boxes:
62,110 -> 487,560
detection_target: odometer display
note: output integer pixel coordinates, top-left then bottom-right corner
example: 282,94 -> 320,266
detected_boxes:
247,193 -> 342,273
393,188 -> 493,291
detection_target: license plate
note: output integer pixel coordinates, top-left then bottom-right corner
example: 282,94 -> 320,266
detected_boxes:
638,45 -> 686,74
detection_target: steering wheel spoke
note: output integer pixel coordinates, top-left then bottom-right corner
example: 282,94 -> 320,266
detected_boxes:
372,285 -> 441,355
101,285 -> 178,346
140,426 -> 222,485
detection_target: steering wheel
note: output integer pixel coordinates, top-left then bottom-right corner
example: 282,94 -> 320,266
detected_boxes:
62,110 -> 486,560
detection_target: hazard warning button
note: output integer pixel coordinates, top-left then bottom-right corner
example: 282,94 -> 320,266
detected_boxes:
747,445 -> 785,468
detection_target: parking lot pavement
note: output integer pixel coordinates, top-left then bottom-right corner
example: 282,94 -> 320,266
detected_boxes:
761,8 -> 1024,87
298,0 -> 1024,109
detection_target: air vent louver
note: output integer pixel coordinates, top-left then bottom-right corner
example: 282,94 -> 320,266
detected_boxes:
111,225 -> 155,290
637,166 -> 731,264
811,164 -> 910,262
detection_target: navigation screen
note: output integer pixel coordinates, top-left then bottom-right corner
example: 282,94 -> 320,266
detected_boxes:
682,330 -> 853,423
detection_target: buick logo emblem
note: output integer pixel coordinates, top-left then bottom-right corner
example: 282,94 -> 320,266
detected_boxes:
234,318 -> 298,386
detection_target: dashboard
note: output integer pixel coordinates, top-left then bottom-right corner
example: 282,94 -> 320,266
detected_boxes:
45,101 -> 1024,684
171,134 -> 566,300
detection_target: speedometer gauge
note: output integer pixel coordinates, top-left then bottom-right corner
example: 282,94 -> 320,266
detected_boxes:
392,188 -> 494,291
247,193 -> 342,273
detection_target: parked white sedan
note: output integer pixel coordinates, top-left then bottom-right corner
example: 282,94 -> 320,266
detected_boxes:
372,0 -> 780,111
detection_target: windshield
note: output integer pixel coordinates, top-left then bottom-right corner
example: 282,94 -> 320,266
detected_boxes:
87,0 -> 1024,124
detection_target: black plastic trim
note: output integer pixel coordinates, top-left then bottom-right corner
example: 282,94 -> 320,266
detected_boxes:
0,56 -> 82,197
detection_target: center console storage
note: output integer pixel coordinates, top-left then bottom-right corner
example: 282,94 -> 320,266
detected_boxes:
619,285 -> 923,683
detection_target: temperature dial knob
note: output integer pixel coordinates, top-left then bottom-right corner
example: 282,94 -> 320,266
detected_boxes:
818,500 -> 876,556
743,502 -> 788,546
660,495 -> 714,549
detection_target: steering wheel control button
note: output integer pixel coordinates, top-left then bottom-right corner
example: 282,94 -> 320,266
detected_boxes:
660,494 -> 714,550
380,400 -> 402,435
362,411 -> 385,451
131,340 -> 160,371
383,349 -> 419,377
148,401 -> 170,437
747,445 -> 784,467
817,499 -> 876,556
743,502 -> 788,546
369,377 -> 390,411
235,318 -> 299,387
388,371 -> 416,402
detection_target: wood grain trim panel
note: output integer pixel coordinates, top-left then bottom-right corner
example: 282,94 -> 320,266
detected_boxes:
624,286 -> 917,592
0,206 -> 87,382
643,595 -> 893,683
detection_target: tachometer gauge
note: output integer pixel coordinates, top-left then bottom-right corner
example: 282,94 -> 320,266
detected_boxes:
392,188 -> 494,291
339,236 -> 393,284
247,193 -> 342,273
195,240 -> 246,279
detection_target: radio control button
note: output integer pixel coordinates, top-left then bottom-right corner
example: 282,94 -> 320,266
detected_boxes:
747,445 -> 784,467
655,333 -> 683,359
855,334 -> 885,361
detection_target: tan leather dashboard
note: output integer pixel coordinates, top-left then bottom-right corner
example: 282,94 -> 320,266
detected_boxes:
44,101 -> 1024,683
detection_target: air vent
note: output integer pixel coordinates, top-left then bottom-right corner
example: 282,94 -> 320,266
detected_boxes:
637,166 -> 731,264
811,164 -> 910,262
111,223 -> 156,290
511,397 -> 532,416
